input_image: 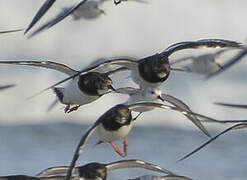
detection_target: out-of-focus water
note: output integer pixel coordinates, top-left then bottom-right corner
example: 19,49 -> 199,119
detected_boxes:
0,122 -> 247,180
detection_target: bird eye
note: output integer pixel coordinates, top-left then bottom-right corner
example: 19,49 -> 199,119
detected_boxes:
151,91 -> 155,94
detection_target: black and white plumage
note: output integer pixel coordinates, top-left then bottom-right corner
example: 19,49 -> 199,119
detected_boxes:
128,174 -> 193,180
24,0 -> 146,36
63,102 -> 228,180
35,39 -> 243,92
0,60 -> 123,113
206,48 -> 247,78
115,87 -> 211,137
178,123 -> 247,162
36,159 -> 176,180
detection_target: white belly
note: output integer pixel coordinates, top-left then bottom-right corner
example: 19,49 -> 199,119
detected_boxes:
62,79 -> 99,105
97,122 -> 134,142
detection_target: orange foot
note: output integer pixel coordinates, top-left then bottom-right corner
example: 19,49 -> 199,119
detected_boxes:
123,136 -> 128,156
67,105 -> 81,113
64,104 -> 71,113
110,141 -> 126,157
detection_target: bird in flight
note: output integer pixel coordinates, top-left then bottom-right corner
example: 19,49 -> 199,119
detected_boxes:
36,159 -> 176,180
0,60 -> 125,113
25,0 -> 147,37
31,39 -> 243,95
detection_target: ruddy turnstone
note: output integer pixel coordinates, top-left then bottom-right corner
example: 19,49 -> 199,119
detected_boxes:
0,60 -> 124,113
36,39 -> 243,92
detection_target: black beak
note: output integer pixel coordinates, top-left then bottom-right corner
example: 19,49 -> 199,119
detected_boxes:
108,85 -> 116,92
158,95 -> 165,101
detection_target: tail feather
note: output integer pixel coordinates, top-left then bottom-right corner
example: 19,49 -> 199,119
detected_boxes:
53,88 -> 64,102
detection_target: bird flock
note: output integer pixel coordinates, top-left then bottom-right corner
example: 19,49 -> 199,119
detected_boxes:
1,0 -> 247,180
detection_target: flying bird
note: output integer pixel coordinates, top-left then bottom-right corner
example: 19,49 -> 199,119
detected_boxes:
115,87 -> 211,137
63,102 -> 226,180
170,49 -> 232,75
25,0 -> 146,36
178,123 -> 247,162
34,39 -> 243,94
37,159 -> 176,180
206,48 -> 247,78
0,60 -> 124,113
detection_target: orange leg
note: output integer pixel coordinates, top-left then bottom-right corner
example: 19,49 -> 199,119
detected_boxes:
123,136 -> 128,156
67,105 -> 81,113
64,104 -> 71,113
109,142 -> 125,157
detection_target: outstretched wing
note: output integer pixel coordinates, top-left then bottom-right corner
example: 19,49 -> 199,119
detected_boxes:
29,58 -> 138,97
28,0 -> 88,38
0,61 -> 77,76
127,102 -> 247,124
115,87 -> 140,96
206,49 -> 247,79
162,94 -> 211,137
106,159 -> 176,175
25,0 -> 56,34
65,120 -> 101,180
170,56 -> 196,65
0,28 -> 24,34
161,39 -> 243,57
36,166 -> 79,177
0,84 -> 16,90
214,102 -> 247,109
178,123 -> 247,162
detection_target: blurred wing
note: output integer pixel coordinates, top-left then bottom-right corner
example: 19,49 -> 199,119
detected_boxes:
0,84 -> 16,90
162,94 -> 211,137
107,67 -> 129,76
162,39 -> 243,57
115,87 -> 140,95
178,123 -> 247,162
28,0 -> 88,38
106,159 -> 175,175
124,0 -> 149,3
0,28 -> 24,34
214,102 -> 247,109
36,166 -> 79,177
46,99 -> 59,113
65,120 -> 100,180
0,175 -> 39,180
127,102 -> 221,124
161,175 -> 193,180
0,61 -> 76,75
206,49 -> 247,79
29,58 -> 138,97
25,0 -> 56,34
170,56 -> 196,65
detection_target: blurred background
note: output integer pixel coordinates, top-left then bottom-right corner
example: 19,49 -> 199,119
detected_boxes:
1,0 -> 247,179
